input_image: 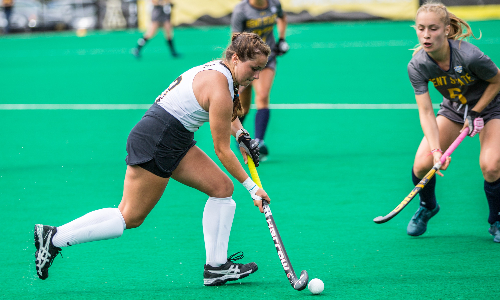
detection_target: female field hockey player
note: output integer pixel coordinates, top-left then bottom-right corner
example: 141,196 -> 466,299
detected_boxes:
231,0 -> 289,161
34,32 -> 272,285
132,0 -> 179,58
406,1 -> 500,242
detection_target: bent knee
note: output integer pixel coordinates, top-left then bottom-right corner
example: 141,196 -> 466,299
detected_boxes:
210,178 -> 234,198
120,211 -> 146,229
413,159 -> 433,178
481,164 -> 500,183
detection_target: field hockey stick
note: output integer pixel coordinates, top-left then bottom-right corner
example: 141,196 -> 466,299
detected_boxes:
373,128 -> 469,224
247,155 -> 309,291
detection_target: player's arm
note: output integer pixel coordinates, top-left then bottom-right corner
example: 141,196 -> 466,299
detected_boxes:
230,117 -> 260,166
205,73 -> 248,183
231,117 -> 243,137
463,68 -> 500,129
415,92 -> 450,173
475,68 -> 500,111
461,68 -> 500,137
230,5 -> 245,33
276,11 -> 287,39
275,4 -> 288,55
203,72 -> 270,209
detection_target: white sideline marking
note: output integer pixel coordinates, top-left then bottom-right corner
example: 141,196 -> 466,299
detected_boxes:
0,104 -> 440,110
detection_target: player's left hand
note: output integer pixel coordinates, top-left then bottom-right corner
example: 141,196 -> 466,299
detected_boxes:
275,38 -> 289,56
462,110 -> 484,137
238,132 -> 260,166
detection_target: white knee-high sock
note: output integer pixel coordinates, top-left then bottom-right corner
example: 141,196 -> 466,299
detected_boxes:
52,208 -> 126,247
203,197 -> 236,267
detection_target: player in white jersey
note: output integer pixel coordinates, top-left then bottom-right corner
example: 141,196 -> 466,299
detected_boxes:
34,33 -> 273,285
405,1 -> 500,242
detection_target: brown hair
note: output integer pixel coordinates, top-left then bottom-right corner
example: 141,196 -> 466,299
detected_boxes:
224,32 -> 271,62
412,0 -> 480,55
224,32 -> 271,121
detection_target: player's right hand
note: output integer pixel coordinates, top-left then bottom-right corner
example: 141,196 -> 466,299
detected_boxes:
275,38 -> 289,56
434,154 -> 451,177
254,188 -> 270,213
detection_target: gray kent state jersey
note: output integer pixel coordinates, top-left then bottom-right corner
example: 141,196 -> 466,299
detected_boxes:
231,0 -> 284,54
408,39 -> 499,106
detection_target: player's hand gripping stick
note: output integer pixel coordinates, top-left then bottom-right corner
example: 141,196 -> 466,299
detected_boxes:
373,128 -> 469,224
247,156 -> 309,291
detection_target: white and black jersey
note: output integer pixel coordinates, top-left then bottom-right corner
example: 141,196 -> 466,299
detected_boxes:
155,60 -> 235,132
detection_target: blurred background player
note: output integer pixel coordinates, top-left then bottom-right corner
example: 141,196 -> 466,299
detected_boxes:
132,0 -> 179,58
34,33 -> 272,285
1,0 -> 13,34
406,1 -> 500,242
231,0 -> 289,161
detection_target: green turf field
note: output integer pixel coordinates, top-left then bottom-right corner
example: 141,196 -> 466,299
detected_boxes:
1,20 -> 500,299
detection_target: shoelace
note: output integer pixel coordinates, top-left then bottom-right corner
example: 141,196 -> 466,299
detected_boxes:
412,207 -> 426,221
36,231 -> 62,273
228,251 -> 244,262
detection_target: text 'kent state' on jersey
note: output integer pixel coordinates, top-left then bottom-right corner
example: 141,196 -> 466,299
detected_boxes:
408,39 -> 499,105
231,0 -> 284,52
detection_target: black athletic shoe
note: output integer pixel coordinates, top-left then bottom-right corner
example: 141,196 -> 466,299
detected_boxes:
203,252 -> 258,286
34,224 -> 62,280
407,205 -> 440,236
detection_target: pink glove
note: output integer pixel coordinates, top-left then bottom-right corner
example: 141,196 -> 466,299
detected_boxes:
467,110 -> 484,137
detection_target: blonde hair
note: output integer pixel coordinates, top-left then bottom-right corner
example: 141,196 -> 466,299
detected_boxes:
223,32 -> 271,121
412,0 -> 480,55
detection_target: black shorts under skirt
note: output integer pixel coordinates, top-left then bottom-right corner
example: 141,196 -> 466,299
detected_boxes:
125,103 -> 196,178
265,53 -> 277,70
151,5 -> 171,23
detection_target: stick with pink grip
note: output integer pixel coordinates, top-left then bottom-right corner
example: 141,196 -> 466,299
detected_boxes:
373,128 -> 469,224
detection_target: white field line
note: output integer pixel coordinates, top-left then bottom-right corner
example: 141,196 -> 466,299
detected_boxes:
0,104 -> 440,110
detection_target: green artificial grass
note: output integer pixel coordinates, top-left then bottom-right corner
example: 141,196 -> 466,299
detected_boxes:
1,20 -> 499,299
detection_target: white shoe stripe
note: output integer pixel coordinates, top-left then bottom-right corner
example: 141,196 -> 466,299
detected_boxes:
35,225 -> 54,276
204,269 -> 254,285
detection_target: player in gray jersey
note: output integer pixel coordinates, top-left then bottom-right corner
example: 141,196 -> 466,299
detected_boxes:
405,1 -> 500,242
231,0 -> 288,161
132,0 -> 179,58
33,33 -> 273,286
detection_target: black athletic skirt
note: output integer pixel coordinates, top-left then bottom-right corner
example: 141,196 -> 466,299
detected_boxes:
125,103 -> 196,178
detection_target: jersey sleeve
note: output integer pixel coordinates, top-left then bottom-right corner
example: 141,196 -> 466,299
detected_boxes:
276,1 -> 284,18
407,61 -> 429,95
467,46 -> 499,81
231,4 -> 246,33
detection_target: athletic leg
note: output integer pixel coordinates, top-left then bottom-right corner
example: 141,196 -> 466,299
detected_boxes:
133,22 -> 160,57
479,119 -> 500,241
413,116 -> 463,201
54,165 -> 168,243
163,21 -> 179,57
171,146 -> 257,285
172,146 -> 234,266
252,68 -> 275,140
252,68 -> 275,159
35,165 -> 169,279
408,116 -> 462,236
